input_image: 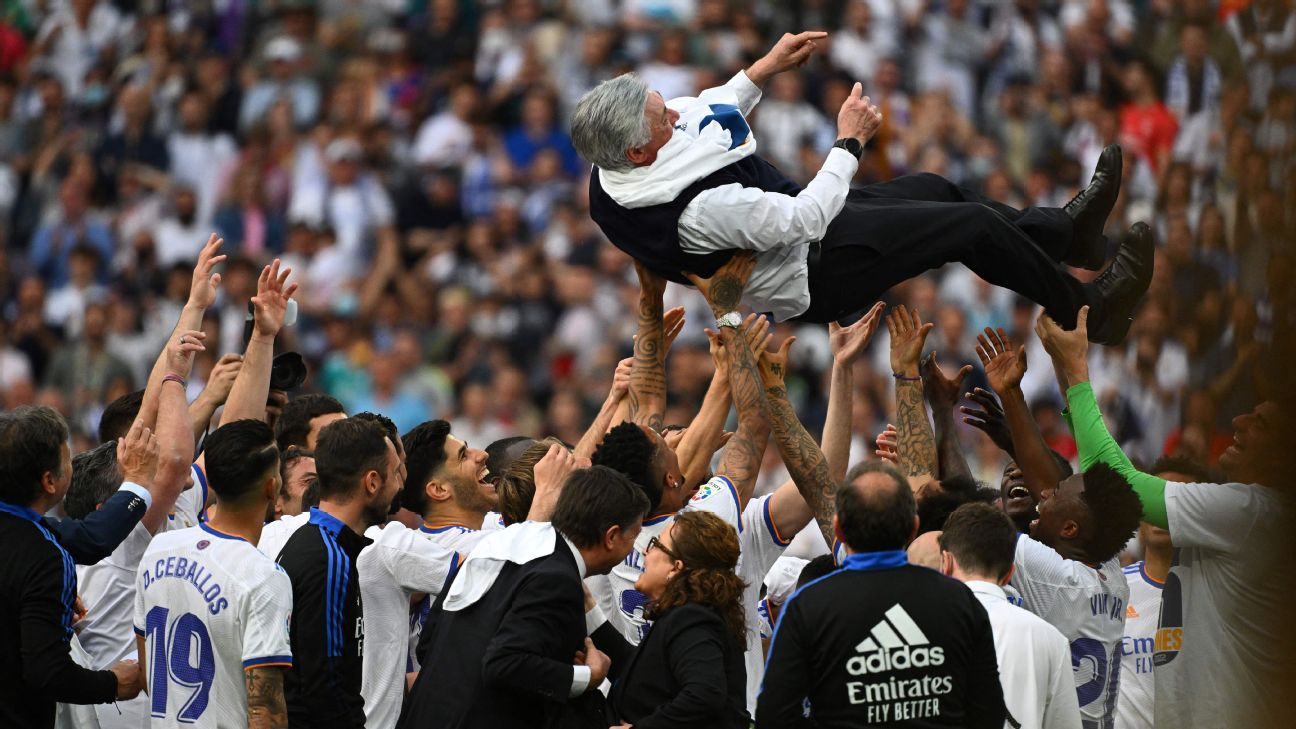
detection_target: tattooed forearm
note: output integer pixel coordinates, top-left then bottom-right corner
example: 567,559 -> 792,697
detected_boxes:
766,386 -> 837,550
715,326 -> 770,505
895,380 -> 938,482
246,667 -> 289,729
628,291 -> 666,431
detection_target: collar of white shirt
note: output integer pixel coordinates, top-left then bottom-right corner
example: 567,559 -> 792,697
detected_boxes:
965,580 -> 1009,602
561,534 -> 587,579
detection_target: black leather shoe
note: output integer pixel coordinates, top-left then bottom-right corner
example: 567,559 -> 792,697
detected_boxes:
1088,222 -> 1154,345
1064,145 -> 1122,270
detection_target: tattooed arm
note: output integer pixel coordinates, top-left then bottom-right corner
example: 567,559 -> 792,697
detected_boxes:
626,262 -> 669,432
686,254 -> 768,508
886,305 -> 938,490
920,352 -> 975,481
246,667 -> 289,729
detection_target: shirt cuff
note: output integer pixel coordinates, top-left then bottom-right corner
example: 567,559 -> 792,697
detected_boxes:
570,665 -> 591,697
119,482 -> 152,509
585,605 -> 607,636
823,146 -> 861,178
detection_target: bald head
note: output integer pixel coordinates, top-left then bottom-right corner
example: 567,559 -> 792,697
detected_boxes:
907,530 -> 943,570
836,462 -> 918,553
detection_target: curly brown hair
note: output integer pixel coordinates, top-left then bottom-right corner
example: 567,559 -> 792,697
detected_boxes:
644,510 -> 748,645
495,437 -> 565,525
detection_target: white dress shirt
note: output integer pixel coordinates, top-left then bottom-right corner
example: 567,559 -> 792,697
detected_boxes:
598,71 -> 859,321
966,580 -> 1081,729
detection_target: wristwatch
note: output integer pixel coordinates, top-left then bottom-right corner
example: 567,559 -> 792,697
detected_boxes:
715,312 -> 743,329
833,137 -> 864,159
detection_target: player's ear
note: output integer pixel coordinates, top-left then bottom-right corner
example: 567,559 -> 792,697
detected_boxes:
425,479 -> 448,503
263,474 -> 279,503
1061,519 -> 1081,540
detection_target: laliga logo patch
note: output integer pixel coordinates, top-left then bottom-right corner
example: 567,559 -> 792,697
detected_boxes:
691,481 -> 718,502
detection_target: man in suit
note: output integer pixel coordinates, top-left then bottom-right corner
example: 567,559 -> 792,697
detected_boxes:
401,465 -> 650,729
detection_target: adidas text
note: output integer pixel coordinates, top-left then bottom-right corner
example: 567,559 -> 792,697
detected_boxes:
848,645 -> 946,675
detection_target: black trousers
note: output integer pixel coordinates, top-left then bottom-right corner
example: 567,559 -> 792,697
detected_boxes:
796,173 -> 1099,327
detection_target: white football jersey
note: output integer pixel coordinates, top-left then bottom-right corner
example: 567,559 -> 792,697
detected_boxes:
1114,562 -> 1162,729
165,464 -> 209,531
1011,535 -> 1130,728
417,522 -> 492,553
256,511 -> 310,560
359,523 -> 459,729
134,523 -> 293,729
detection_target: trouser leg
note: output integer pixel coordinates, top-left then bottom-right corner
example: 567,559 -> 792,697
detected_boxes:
797,196 -> 1098,326
853,173 -> 1074,262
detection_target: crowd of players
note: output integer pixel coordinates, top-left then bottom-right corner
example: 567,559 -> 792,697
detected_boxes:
1,230 -> 1293,729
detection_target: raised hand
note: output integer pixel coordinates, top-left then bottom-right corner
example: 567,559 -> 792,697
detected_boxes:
759,31 -> 827,75
975,327 -> 1027,394
959,387 -> 1016,455
685,252 -> 758,318
920,352 -> 973,411
662,306 -> 685,352
886,305 -> 933,376
758,332 -> 796,391
251,259 -> 299,340
830,302 -> 885,365
1035,306 -> 1090,384
837,82 -> 884,144
201,353 -> 244,408
875,424 -> 899,465
610,357 -> 632,399
166,329 -> 206,380
187,234 -> 226,310
117,419 -> 159,486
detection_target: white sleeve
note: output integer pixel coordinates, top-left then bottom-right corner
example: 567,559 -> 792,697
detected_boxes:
684,475 -> 742,530
725,71 -> 763,116
1043,629 -> 1083,729
677,147 -> 858,253
132,563 -> 147,636
739,496 -> 792,584
241,567 -> 294,670
379,528 -> 460,595
1010,535 -> 1093,617
1165,481 -> 1278,554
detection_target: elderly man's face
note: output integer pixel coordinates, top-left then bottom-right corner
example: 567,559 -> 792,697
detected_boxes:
631,91 -> 679,167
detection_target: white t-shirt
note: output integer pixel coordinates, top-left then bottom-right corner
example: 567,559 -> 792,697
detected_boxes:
70,523 -> 153,729
1114,561 -> 1162,729
359,523 -> 460,729
1156,481 -> 1294,728
134,524 -> 293,729
967,580 -> 1081,729
256,511 -> 310,560
1011,535 -> 1129,727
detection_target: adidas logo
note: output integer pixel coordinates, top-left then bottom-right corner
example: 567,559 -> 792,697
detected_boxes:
847,604 -> 945,676
1127,604 -> 1140,619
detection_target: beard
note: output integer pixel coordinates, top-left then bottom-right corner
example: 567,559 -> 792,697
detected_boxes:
451,475 -> 495,514
363,496 -> 393,527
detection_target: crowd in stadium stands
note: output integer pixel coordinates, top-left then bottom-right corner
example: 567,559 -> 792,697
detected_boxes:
0,1 -> 1294,729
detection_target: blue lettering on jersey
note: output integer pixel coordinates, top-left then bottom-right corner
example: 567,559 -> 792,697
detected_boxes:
1089,593 -> 1124,621
141,557 -> 227,615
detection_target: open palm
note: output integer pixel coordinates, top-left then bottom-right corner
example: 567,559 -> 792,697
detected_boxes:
976,327 -> 1026,393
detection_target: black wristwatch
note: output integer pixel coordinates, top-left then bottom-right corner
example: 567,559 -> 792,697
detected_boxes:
833,137 -> 864,159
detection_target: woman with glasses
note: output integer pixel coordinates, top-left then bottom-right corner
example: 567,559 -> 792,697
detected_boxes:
587,510 -> 750,729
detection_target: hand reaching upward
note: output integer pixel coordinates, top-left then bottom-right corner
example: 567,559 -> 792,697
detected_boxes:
830,302 -> 885,366
886,305 -> 933,377
251,259 -> 299,340
975,327 -> 1027,394
187,234 -> 226,310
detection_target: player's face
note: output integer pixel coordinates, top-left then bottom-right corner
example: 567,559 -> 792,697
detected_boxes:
635,522 -> 682,600
305,412 -> 346,450
440,436 -> 496,511
1219,401 -> 1287,485
277,456 -> 317,518
1029,473 -> 1084,548
999,461 -> 1034,529
643,426 -> 687,512
367,441 -> 404,524
635,91 -> 679,167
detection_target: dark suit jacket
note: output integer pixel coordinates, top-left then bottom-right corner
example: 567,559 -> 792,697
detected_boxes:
597,603 -> 749,729
47,488 -> 147,565
400,537 -> 593,729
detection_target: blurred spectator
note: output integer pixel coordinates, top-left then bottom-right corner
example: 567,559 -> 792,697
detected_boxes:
1119,58 -> 1178,175
29,179 -> 113,287
239,36 -> 321,131
42,300 -> 133,422
1166,22 -> 1224,120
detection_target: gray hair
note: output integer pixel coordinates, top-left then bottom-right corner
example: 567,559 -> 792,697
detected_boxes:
65,441 -> 122,519
570,74 -> 652,172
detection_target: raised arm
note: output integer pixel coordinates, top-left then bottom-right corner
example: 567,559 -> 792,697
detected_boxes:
610,307 -> 683,428
625,262 -> 669,432
824,303 -> 886,482
886,305 -> 938,489
744,31 -> 828,88
975,327 -> 1064,502
220,259 -> 298,426
672,327 -> 737,491
1036,309 -> 1169,528
135,234 -> 225,430
686,253 -> 769,509
137,330 -> 205,534
574,357 -> 631,460
920,352 -> 974,481
187,353 -> 242,442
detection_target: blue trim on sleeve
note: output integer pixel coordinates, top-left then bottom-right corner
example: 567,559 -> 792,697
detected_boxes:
715,475 -> 742,532
762,497 -> 792,546
243,656 -> 293,669
190,464 -> 208,522
134,625 -> 145,636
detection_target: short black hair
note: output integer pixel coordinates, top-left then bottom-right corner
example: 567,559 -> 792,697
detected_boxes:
939,503 -> 1018,580
316,418 -> 390,501
99,389 -> 145,443
0,406 -> 70,506
402,420 -> 452,515
65,442 -> 121,519
917,476 -> 983,534
275,393 -> 345,451
550,466 -> 650,548
796,554 -> 838,589
1079,462 -> 1144,563
204,420 -> 280,504
1051,449 -> 1075,478
1149,455 -> 1211,483
485,436 -> 536,483
838,462 -> 915,552
592,422 -> 663,510
353,412 -> 401,512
